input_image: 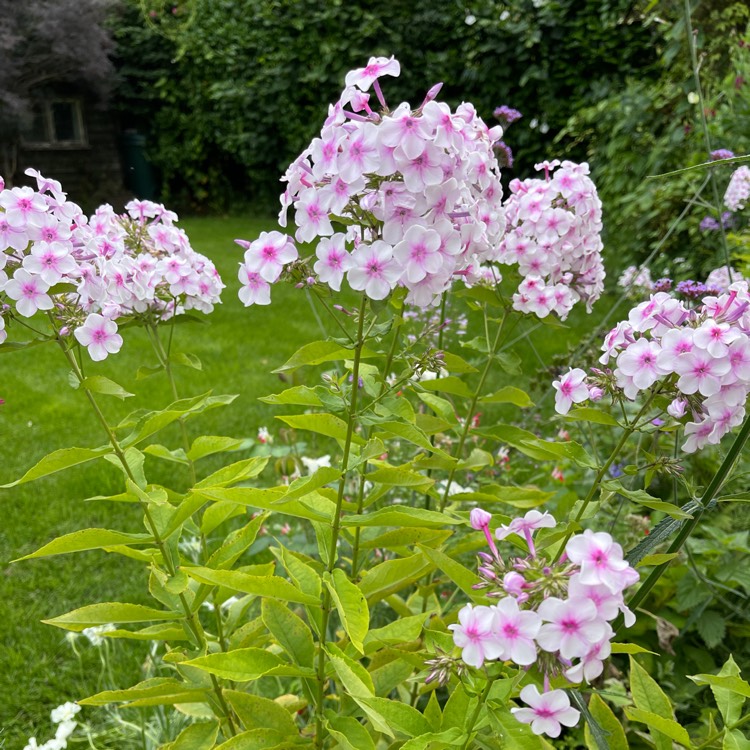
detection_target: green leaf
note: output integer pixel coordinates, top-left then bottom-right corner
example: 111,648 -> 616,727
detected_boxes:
418,545 -> 480,599
224,690 -> 297,736
400,728 -> 465,750
259,385 -> 324,407
480,386 -> 534,408
364,466 -> 433,488
136,364 -> 163,380
603,481 -> 693,519
360,696 -> 431,738
637,553 -> 680,567
164,720 -> 219,750
697,610 -> 727,649
194,456 -> 268,489
441,351 -> 478,373
103,446 -> 147,489
688,674 -> 750,699
373,421 -> 452,458
184,567 -> 319,606
184,648 -> 312,682
173,351 -> 202,370
565,407 -> 619,426
325,568 -> 369,653
261,598 -> 315,668
582,694 -> 628,750
325,714 -> 376,750
610,643 -> 658,656
341,506 -> 458,529
274,340 -> 361,372
358,552 -> 435,604
1,446 -> 112,488
143,444 -> 189,465
725,729 -> 750,750
420,376 -> 474,398
275,413 -> 365,444
81,376 -> 134,400
193,486 -> 334,522
43,602 -> 181,632
80,677 -> 208,707
488,707 -> 553,749
188,435 -> 246,461
629,656 -> 674,750
214,728 -> 287,749
709,656 -> 746,726
624,707 -> 692,746
16,528 -> 152,561
206,513 -> 268,570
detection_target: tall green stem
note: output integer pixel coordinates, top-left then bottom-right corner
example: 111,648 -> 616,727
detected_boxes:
460,675 -> 495,750
683,0 -> 732,274
314,297 -> 368,749
439,309 -> 507,512
621,410 -> 750,621
55,335 -> 236,736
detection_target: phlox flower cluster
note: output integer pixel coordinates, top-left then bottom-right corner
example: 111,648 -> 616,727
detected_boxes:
555,281 -> 750,452
447,510 -> 638,738
617,264 -> 653,296
705,265 -> 744,292
237,55 -> 508,308
497,160 -> 605,320
0,170 -> 222,361
724,166 -> 750,211
23,701 -> 80,750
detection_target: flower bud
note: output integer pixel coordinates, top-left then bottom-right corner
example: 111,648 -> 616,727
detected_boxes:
470,508 -> 492,530
667,398 -> 688,419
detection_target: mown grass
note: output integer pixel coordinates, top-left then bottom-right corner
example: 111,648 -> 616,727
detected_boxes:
0,214 -> 607,747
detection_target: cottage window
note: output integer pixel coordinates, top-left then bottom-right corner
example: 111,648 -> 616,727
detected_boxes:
22,100 -> 87,147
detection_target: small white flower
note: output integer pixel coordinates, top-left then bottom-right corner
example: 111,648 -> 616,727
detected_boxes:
50,701 -> 80,724
82,623 -> 115,646
687,91 -> 700,104
300,454 -> 332,474
465,14 -> 477,25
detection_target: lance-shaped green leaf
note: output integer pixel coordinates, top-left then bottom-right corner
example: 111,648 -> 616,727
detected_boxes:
630,656 -> 674,750
260,385 -> 324,407
79,677 -> 207,707
564,407 -> 620,426
624,708 -> 692,746
187,435 -> 247,461
582,694 -> 628,750
43,602 -> 182,632
363,611 -> 434,654
707,656 -> 746,726
418,545 -> 481,599
214,728 -> 288,750
275,413 -> 366,445
479,386 -> 534,407
121,392 -> 238,447
1,446 -> 112,488
364,466 -> 434,488
360,696 -> 431,738
400,728 -> 465,750
144,444 -> 189,465
192,486 -> 335,522
194,456 -> 269,490
373,420 -> 453,459
184,566 -> 319,606
15,528 -> 153,561
163,720 -> 219,750
105,624 -> 189,641
419,376 -> 474,398
184,648 -> 313,682
273,339 -> 378,372
341,506 -> 459,529
279,466 -> 341,500
206,513 -> 268,570
261,598 -> 315,668
325,713 -> 376,750
173,351 -> 202,370
325,568 -> 369,653
688,673 -> 750,699
224,690 -> 297,736
358,552 -> 435,604
81,375 -> 134,400
603,481 -> 693,520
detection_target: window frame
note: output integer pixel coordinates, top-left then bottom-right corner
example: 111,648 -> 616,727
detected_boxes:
21,99 -> 88,149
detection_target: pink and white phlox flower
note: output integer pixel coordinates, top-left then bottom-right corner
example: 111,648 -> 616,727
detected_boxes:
673,349 -> 731,397
3,268 -> 53,317
314,234 -> 353,292
74,313 -> 123,361
492,597 -> 541,666
238,266 -> 272,306
347,241 -> 401,300
511,685 -> 580,738
615,338 -> 668,392
536,596 -> 607,660
552,368 -> 589,415
565,529 -> 633,593
393,226 -> 443,284
565,637 -> 612,684
344,55 -> 401,91
449,604 -> 504,668
240,231 -> 298,283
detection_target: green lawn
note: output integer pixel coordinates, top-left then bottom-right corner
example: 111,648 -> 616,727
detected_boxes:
0,214 -> 609,747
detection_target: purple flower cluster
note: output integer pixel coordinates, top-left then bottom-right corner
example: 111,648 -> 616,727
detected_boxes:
711,149 -> 735,161
449,510 -> 638,738
493,105 -> 523,124
0,170 -> 223,360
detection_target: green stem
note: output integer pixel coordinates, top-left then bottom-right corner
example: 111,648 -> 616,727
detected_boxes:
553,388 -> 661,562
439,309 -> 507,512
683,0 -> 732,274
350,472 -> 368,580
621,410 -> 750,623
695,712 -> 750,750
314,296 -> 368,749
56,333 -> 236,736
460,675 -> 495,750
147,323 -> 197,487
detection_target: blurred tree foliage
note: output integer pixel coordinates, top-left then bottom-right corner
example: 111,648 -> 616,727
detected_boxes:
110,0 -> 663,211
